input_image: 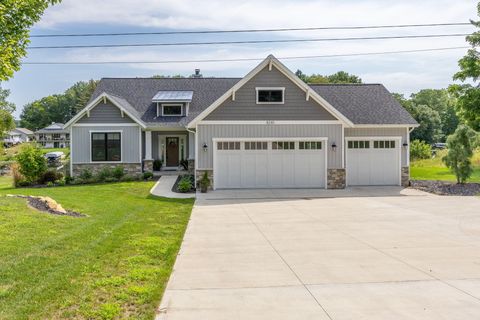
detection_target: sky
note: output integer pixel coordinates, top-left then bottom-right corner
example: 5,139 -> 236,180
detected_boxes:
3,0 -> 479,118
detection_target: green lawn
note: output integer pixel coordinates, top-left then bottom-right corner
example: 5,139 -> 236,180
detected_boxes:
411,149 -> 480,182
0,176 -> 194,319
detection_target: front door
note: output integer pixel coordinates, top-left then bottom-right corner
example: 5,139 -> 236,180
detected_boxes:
166,137 -> 179,167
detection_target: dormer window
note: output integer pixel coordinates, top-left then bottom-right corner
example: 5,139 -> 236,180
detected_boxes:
256,87 -> 285,104
161,104 -> 183,116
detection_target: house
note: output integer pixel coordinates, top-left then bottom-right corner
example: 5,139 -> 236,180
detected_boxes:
3,128 -> 34,147
35,123 -> 70,148
65,55 -> 418,189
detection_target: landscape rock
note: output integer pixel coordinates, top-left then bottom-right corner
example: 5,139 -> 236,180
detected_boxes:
410,180 -> 480,196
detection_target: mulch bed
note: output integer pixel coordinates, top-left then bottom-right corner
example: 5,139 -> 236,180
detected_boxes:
9,195 -> 85,217
410,180 -> 480,196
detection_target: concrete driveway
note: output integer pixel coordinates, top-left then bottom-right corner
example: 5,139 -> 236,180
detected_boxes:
157,187 -> 480,320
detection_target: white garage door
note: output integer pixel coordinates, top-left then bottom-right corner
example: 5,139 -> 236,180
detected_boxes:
214,140 -> 326,189
346,138 -> 401,186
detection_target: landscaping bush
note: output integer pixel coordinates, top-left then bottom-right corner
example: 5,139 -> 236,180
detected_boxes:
112,166 -> 125,179
410,140 -> 432,160
11,163 -> 25,187
120,174 -> 136,182
443,125 -> 479,183
104,177 -> 118,183
79,169 -> 93,180
180,159 -> 189,171
97,167 -> 113,182
15,144 -> 47,183
177,176 -> 193,193
153,159 -> 162,171
39,170 -> 63,184
65,176 -> 75,185
55,179 -> 66,186
142,172 -> 153,180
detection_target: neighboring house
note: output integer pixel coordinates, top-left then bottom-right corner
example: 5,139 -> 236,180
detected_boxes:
35,123 -> 70,148
3,128 -> 34,147
65,55 -> 418,189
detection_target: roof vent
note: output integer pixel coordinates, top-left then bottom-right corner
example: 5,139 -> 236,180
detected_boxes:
192,68 -> 202,78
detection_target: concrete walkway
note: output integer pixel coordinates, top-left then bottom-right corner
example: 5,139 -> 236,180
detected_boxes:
157,187 -> 480,319
150,176 -> 195,199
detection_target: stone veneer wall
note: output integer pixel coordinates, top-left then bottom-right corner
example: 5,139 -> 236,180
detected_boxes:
72,163 -> 141,176
327,168 -> 346,189
143,160 -> 153,172
196,169 -> 213,190
187,159 -> 195,174
401,166 -> 410,187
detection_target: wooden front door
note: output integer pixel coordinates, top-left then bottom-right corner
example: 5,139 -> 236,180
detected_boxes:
166,137 -> 179,167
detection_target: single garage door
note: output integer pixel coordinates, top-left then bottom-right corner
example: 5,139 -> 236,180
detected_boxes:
346,138 -> 401,186
214,139 -> 326,189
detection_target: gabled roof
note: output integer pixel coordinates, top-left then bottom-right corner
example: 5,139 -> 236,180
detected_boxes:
309,84 -> 417,125
152,90 -> 193,102
36,123 -> 69,133
12,128 -> 34,135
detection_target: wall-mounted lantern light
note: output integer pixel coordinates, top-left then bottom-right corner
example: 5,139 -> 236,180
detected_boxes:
203,143 -> 208,152
403,142 -> 408,148
331,142 -> 337,152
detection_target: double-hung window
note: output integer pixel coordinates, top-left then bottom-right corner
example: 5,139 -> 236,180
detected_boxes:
91,132 -> 121,162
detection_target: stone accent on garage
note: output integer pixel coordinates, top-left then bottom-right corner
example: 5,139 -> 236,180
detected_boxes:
327,168 -> 346,189
402,166 -> 410,187
143,160 -> 153,172
72,163 -> 141,176
196,169 -> 213,190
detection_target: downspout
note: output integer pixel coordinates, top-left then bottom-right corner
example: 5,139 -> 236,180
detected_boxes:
186,127 -> 197,187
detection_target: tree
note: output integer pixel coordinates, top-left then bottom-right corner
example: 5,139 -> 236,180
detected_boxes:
0,84 -> 15,138
0,0 -> 61,80
442,125 -> 479,183
295,70 -> 361,84
450,3 -> 480,129
20,80 -> 97,130
409,105 -> 443,144
410,140 -> 432,160
15,143 -> 47,183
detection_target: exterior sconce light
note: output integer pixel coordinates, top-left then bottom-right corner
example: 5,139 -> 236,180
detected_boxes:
331,143 -> 337,152
203,143 -> 208,152
403,142 -> 408,147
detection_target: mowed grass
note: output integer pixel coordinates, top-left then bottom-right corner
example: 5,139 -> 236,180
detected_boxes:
0,176 -> 194,319
411,149 -> 480,182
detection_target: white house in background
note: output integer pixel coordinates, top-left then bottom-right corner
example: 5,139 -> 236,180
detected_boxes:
35,123 -> 70,148
65,55 -> 418,189
2,128 -> 34,147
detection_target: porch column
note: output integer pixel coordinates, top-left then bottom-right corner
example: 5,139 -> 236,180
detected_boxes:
145,131 -> 153,160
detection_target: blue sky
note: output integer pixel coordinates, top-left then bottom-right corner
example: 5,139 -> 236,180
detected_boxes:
3,0 -> 478,118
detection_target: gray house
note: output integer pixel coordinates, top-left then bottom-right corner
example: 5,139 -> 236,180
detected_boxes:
35,123 -> 70,148
65,55 -> 417,189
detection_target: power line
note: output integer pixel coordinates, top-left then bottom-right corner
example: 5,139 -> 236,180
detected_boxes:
28,33 -> 471,49
30,22 -> 472,38
22,46 -> 469,65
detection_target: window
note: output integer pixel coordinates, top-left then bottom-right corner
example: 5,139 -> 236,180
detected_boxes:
91,132 -> 121,162
347,140 -> 370,149
272,141 -> 295,150
256,88 -> 284,104
217,141 -> 240,150
245,141 -> 268,150
299,141 -> 322,150
162,104 -> 182,116
374,140 -> 396,149
52,133 -> 61,140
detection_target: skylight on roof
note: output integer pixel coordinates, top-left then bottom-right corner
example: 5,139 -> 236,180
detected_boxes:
152,91 -> 193,102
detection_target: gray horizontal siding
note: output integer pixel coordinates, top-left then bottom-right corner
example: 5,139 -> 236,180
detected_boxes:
72,125 -> 141,164
77,102 -> 135,124
345,127 -> 409,166
205,66 -> 336,121
197,124 -> 342,169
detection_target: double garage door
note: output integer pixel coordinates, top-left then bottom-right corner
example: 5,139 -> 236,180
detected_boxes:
214,139 -> 326,189
346,138 -> 401,186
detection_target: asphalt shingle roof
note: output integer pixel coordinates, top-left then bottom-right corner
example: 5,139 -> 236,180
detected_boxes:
90,78 -> 417,127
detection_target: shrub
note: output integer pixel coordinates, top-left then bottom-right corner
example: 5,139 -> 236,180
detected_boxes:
55,179 -> 66,186
443,125 -> 479,184
180,159 -> 189,171
177,177 -> 192,193
112,166 -> 125,179
153,159 -> 162,171
65,176 -> 75,185
40,170 -> 63,184
15,144 -> 47,183
11,163 -> 25,187
410,140 -> 432,160
97,167 -> 113,181
46,181 -> 54,187
104,177 -> 118,183
79,168 -> 93,180
120,174 -> 136,182
142,172 -> 153,180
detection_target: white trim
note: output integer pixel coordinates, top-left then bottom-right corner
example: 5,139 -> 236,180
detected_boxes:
255,87 -> 285,105
72,123 -> 140,127
197,167 -> 213,170
344,136 -> 403,141
406,127 -> 410,166
64,92 -> 146,129
352,124 -> 419,128
138,127 -> 142,164
89,130 -> 123,164
197,120 -> 342,125
187,55 -> 354,128
144,131 -> 153,160
160,103 -> 184,117
341,124 -> 345,168
212,137 -> 328,190
69,126 -> 73,176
